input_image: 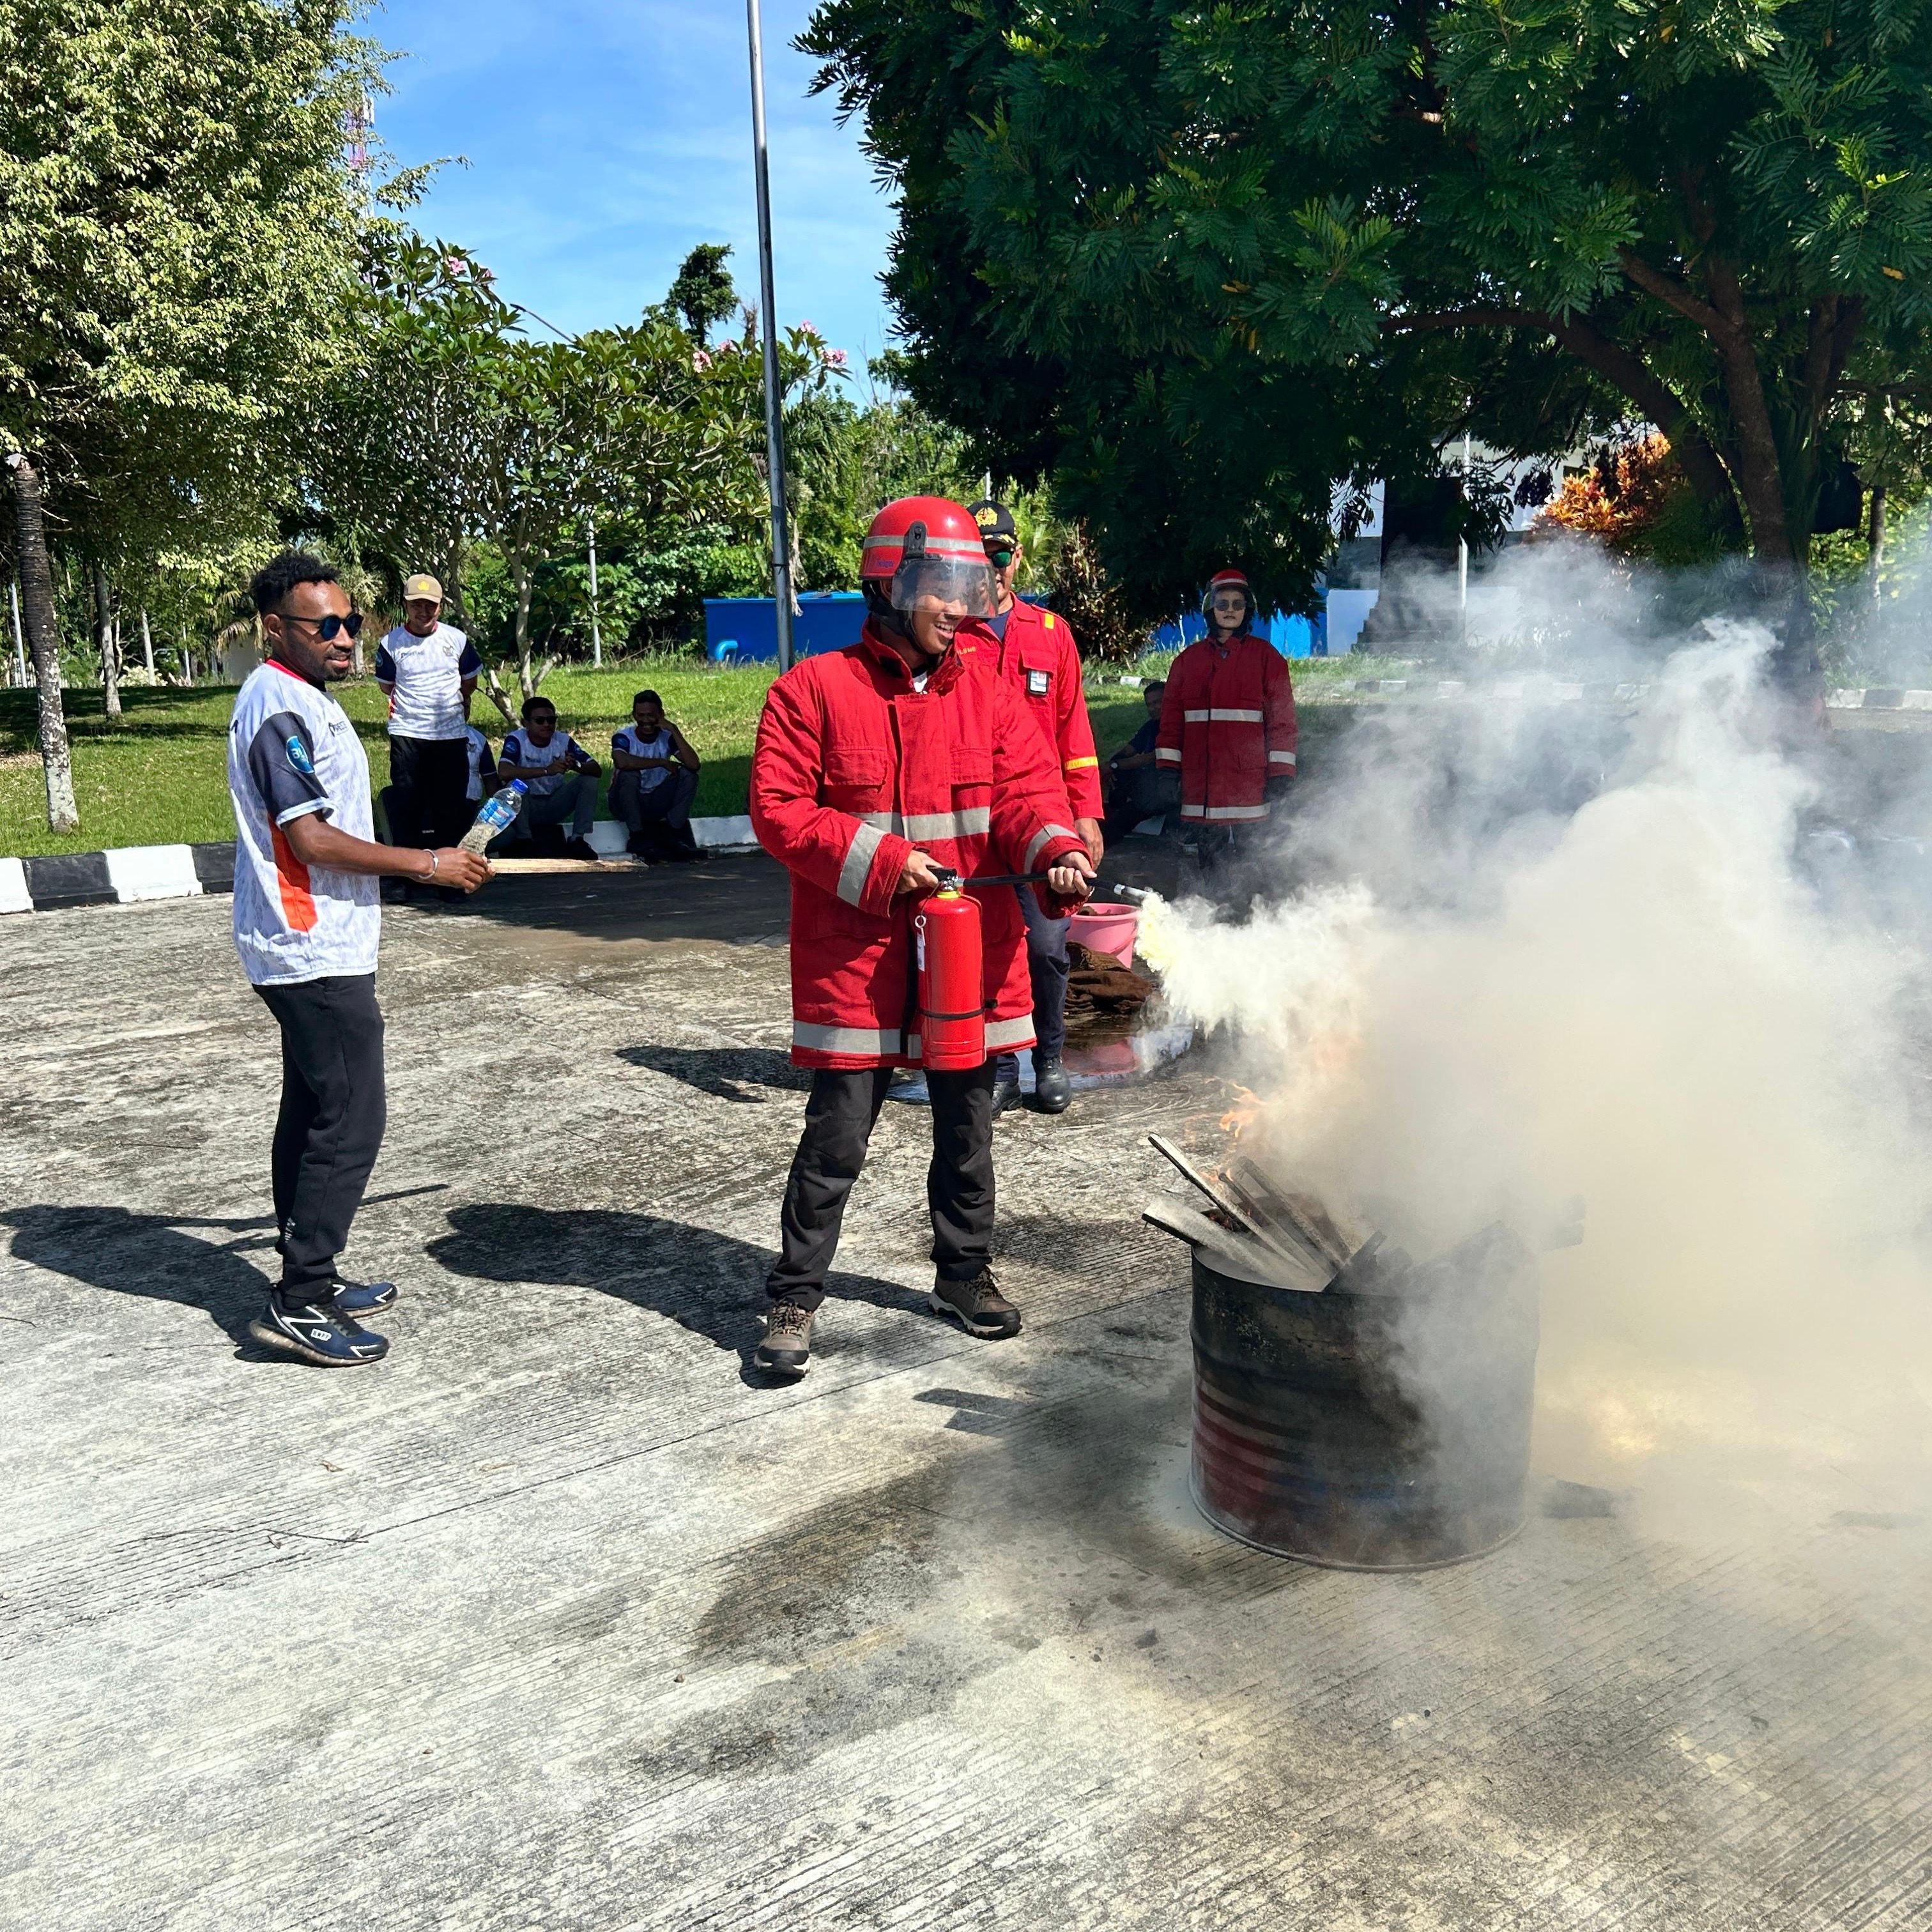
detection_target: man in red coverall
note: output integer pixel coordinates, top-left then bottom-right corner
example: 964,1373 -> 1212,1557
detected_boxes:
748,496 -> 1096,1377
960,499 -> 1105,1117
1156,569 -> 1298,876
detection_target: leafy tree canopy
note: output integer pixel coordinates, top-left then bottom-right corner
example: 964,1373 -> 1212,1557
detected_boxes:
0,0 -> 383,563
802,0 -> 1932,628
666,244 -> 740,342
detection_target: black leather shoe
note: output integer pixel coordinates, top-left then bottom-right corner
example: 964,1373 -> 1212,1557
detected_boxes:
990,1074 -> 1023,1117
1031,1056 -> 1072,1114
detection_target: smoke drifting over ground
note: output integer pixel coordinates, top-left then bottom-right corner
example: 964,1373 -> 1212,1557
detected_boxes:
1142,546 -> 1932,1528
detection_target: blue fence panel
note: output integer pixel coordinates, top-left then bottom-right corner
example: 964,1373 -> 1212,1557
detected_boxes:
1148,605 -> 1328,659
703,592 -> 868,663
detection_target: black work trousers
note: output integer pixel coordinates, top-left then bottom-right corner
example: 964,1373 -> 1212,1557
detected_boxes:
387,735 -> 470,850
767,1062 -> 995,1309
255,974 -> 388,1298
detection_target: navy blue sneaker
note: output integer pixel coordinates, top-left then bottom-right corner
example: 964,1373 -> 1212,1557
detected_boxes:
249,1294 -> 390,1366
329,1276 -> 398,1318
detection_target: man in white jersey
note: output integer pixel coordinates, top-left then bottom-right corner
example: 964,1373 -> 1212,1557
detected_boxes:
496,694 -> 601,859
609,688 -> 700,859
374,572 -> 480,859
230,552 -> 491,1366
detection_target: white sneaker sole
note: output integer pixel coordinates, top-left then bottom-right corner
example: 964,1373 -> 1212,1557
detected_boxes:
248,1317 -> 387,1367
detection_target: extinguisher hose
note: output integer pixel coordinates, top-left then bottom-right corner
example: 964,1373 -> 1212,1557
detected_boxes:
949,868 -> 1149,905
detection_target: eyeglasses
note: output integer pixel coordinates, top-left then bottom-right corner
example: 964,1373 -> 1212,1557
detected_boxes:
279,611 -> 365,641
986,548 -> 1015,569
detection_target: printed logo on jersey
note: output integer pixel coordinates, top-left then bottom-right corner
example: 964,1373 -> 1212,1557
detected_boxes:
285,734 -> 314,776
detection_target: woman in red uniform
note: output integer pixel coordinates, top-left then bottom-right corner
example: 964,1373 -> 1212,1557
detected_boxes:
749,497 -> 1094,1376
1156,569 -> 1298,873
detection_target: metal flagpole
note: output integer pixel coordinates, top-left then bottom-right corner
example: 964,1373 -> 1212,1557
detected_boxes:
8,579 -> 24,687
745,0 -> 794,671
587,512 -> 602,669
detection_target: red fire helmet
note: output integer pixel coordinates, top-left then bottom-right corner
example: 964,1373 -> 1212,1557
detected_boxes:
1202,567 -> 1254,623
861,496 -> 995,618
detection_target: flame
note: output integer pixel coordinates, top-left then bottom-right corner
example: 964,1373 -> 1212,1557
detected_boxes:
1219,1084 -> 1265,1140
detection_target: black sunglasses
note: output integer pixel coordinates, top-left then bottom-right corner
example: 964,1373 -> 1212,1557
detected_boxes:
280,611 -> 365,641
986,547 -> 1015,567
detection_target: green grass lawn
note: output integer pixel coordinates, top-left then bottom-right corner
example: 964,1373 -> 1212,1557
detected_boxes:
0,659 -> 1163,859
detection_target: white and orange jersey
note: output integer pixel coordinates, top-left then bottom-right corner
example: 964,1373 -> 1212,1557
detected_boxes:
226,659 -> 380,986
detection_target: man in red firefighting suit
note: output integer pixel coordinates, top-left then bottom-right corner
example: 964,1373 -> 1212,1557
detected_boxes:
748,496 -> 1096,1377
1156,568 -> 1298,873
959,498 -> 1105,1117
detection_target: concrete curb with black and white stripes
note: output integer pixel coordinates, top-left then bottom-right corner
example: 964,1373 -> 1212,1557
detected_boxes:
0,814 -> 762,916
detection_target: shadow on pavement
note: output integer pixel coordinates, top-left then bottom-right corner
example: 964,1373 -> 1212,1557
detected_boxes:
425,1203 -> 929,1383
457,850 -> 793,946
1,1204 -> 279,1354
615,1044 -> 811,1103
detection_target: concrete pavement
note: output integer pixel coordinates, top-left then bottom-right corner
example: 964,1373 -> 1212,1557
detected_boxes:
3,854 -> 1928,1929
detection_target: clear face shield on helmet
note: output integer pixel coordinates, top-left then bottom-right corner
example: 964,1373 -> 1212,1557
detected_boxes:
889,551 -> 996,621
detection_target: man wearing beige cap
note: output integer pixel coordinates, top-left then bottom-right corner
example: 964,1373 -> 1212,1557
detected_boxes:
374,573 -> 481,875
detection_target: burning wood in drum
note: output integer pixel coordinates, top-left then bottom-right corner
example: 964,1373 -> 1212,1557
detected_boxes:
1144,1133 -> 1584,1572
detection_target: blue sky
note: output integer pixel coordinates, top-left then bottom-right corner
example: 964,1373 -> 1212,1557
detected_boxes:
368,0 -> 898,379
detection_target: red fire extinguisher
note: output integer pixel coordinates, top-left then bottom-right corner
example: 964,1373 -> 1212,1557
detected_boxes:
914,879 -> 985,1070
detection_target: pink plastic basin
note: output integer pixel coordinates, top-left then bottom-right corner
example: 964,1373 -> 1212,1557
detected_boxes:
1068,900 -> 1139,967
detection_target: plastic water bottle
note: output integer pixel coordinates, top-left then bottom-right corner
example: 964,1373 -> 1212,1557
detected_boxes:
457,779 -> 526,854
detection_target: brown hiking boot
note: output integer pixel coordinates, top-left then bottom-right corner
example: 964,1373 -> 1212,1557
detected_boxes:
755,1299 -> 816,1376
929,1269 -> 1021,1340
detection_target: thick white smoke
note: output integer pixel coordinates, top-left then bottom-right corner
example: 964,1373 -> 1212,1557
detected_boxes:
1141,551 -> 1932,1528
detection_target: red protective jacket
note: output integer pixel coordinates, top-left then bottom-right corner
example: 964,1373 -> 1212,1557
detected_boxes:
751,624 -> 1088,1070
957,599 -> 1103,820
1155,632 -> 1298,823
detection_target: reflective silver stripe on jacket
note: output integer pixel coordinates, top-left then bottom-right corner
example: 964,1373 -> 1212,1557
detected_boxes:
1268,750 -> 1298,767
1181,707 -> 1264,723
1023,822 -> 1077,871
858,807 -> 991,842
984,1015 -> 1036,1050
837,820 -> 886,905
1178,802 -> 1269,821
1154,747 -> 1182,764
794,1020 -> 903,1055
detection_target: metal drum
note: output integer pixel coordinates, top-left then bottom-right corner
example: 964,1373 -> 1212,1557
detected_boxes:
1190,1224 -> 1541,1570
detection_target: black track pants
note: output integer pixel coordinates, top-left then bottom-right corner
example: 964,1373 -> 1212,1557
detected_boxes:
387,735 -> 470,850
767,1062 -> 995,1309
256,974 -> 388,1297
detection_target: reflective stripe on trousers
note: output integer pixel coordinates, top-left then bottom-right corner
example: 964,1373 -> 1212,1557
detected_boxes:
1180,708 -> 1264,723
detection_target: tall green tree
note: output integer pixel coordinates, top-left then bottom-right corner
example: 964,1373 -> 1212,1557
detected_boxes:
1,0 -> 380,821
804,0 -> 1932,646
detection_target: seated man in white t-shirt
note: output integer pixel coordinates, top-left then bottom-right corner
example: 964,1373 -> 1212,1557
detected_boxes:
609,687 -> 701,860
495,694 -> 601,859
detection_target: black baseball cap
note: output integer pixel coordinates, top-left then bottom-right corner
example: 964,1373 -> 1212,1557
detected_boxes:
967,498 -> 1017,549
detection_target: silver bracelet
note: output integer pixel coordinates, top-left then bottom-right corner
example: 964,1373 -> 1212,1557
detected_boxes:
424,850 -> 439,880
